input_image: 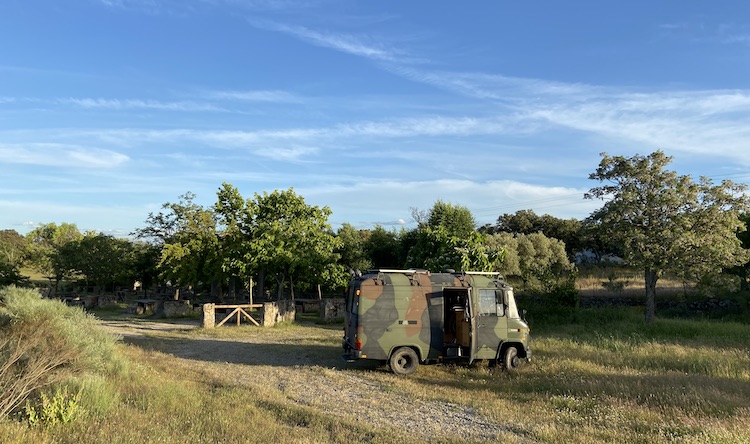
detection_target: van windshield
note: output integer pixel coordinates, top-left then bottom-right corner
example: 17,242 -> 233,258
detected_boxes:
506,289 -> 520,318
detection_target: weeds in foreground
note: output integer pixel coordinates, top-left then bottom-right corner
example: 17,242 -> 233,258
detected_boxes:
1,305 -> 750,443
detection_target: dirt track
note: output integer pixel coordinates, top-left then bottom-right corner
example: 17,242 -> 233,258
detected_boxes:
100,318 -> 531,443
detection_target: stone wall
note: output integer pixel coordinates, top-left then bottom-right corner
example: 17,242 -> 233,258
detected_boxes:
320,298 -> 345,322
164,300 -> 192,317
261,301 -> 296,326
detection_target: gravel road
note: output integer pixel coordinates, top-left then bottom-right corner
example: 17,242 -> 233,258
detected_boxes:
100,319 -> 531,443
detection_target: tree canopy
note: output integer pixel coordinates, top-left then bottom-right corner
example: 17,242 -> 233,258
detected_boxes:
586,151 -> 750,322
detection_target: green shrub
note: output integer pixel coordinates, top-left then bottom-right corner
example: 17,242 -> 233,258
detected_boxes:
0,285 -> 125,418
0,285 -> 125,375
23,386 -> 84,427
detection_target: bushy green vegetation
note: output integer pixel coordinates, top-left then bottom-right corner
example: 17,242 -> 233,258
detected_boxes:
0,286 -> 125,419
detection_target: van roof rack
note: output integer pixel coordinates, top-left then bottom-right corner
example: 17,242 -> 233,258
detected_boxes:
462,271 -> 504,278
371,268 -> 430,274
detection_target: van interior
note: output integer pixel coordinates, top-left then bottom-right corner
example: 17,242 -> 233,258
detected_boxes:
442,288 -> 471,354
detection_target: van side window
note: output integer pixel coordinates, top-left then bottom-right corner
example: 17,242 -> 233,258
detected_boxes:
346,286 -> 356,314
478,289 -> 496,316
478,289 -> 506,316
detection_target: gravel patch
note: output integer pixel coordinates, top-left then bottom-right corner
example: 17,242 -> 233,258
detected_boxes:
100,319 -> 532,443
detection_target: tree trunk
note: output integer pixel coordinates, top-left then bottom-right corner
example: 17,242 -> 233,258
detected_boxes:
248,276 -> 254,305
290,274 -> 295,301
258,269 -> 266,301
276,273 -> 285,300
644,269 -> 658,324
317,283 -> 322,300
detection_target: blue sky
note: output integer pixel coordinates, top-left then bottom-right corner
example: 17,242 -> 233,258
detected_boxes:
2,1 -> 750,236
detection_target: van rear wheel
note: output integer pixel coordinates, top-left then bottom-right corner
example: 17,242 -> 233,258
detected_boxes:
389,347 -> 419,376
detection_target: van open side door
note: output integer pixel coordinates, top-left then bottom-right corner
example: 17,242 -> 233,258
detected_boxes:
468,288 -> 479,365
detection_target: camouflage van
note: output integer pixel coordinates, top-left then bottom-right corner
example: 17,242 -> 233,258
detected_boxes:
342,269 -> 531,375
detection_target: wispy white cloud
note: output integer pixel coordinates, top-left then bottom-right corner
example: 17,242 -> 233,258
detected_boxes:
658,21 -> 750,46
0,144 -> 129,168
21,113 -> 526,154
522,89 -> 750,162
203,89 -> 302,103
302,179 -> 599,228
248,18 -> 406,63
254,145 -> 319,161
61,97 -> 225,112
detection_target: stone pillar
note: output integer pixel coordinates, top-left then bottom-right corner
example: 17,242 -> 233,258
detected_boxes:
261,301 -> 296,326
320,299 -> 345,322
261,302 -> 278,327
202,303 -> 215,328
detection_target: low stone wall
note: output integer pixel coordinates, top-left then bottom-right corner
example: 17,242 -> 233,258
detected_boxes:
262,301 -> 296,326
320,298 -> 345,322
164,300 -> 192,317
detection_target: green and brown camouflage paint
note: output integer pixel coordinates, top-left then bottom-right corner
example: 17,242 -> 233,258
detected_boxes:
342,270 -> 531,372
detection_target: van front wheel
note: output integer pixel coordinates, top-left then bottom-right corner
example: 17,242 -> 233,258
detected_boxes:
389,347 -> 419,376
503,346 -> 521,371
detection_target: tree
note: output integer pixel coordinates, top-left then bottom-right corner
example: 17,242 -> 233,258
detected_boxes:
586,151 -> 750,323
25,223 -> 82,295
405,201 -> 500,272
128,241 -> 161,295
733,214 -> 750,291
490,210 -> 583,258
64,233 -> 133,294
486,232 -> 573,291
336,224 -> 372,272
250,188 -> 342,299
364,226 -> 402,269
0,230 -> 27,268
0,230 -> 29,286
426,200 -> 476,238
214,183 -> 253,301
149,193 -> 221,299
215,184 -> 346,299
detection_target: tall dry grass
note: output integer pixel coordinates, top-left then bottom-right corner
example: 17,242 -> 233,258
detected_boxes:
1,301 -> 748,443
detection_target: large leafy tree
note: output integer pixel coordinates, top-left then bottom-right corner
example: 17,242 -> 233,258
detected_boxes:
489,210 -> 583,258
364,226 -> 403,269
735,214 -> 750,291
486,232 -> 572,289
216,186 -> 344,300
336,223 -> 372,272
246,188 -> 342,300
63,232 -> 133,294
586,151 -> 750,323
25,223 -> 82,294
426,200 -> 476,238
145,192 -> 221,299
214,183 -> 252,301
406,201 -> 502,272
0,230 -> 27,267
0,230 -> 29,286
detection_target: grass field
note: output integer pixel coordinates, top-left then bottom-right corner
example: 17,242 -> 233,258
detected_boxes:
2,303 -> 749,444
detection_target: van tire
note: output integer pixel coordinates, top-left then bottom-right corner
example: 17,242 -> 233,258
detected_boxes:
503,346 -> 521,371
389,347 -> 419,376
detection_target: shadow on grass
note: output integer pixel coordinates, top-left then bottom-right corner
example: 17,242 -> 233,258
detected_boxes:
120,328 -> 382,373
